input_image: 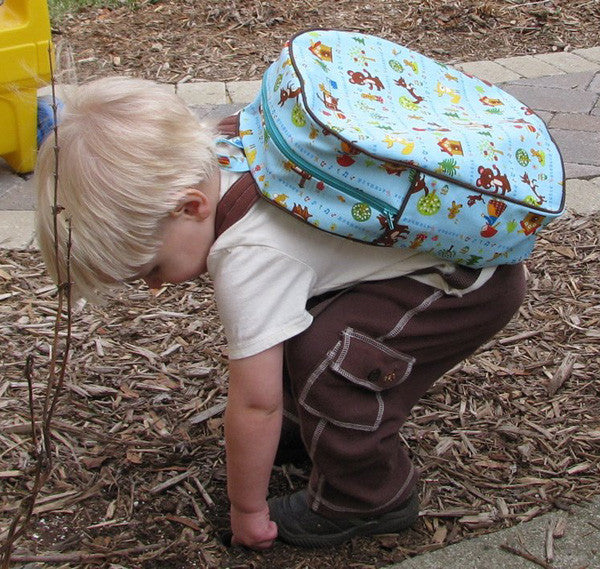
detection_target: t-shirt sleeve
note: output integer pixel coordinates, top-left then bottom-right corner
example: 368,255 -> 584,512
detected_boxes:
208,245 -> 316,360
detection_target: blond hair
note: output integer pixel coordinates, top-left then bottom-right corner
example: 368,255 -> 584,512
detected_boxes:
34,76 -> 217,301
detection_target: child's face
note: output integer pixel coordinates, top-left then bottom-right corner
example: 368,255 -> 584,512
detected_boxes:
135,193 -> 214,289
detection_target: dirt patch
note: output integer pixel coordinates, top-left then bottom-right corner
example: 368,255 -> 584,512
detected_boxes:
2,213 -> 599,568
54,0 -> 600,84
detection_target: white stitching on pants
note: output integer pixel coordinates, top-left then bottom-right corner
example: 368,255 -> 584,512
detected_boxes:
310,417 -> 327,459
311,474 -> 327,512
299,341 -> 341,405
379,290 -> 444,341
300,340 -> 369,428
282,409 -> 300,424
304,290 -> 441,515
314,463 -> 416,515
309,290 -> 441,515
332,328 -> 415,388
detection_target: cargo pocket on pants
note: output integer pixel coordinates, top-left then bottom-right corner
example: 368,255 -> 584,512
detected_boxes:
298,327 -> 415,432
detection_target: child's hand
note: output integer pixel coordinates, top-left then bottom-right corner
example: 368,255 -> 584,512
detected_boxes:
230,504 -> 278,550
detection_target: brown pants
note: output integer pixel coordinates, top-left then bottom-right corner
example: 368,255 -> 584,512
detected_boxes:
283,264 -> 526,519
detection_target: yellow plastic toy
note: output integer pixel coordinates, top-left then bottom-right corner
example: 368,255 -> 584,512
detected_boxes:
0,0 -> 53,173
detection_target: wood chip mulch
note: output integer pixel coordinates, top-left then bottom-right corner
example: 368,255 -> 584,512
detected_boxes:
1,212 -> 598,568
54,0 -> 600,84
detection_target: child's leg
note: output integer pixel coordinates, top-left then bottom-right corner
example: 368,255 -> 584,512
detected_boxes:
283,263 -> 526,519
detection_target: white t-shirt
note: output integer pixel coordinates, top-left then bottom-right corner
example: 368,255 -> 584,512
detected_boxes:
207,170 -> 495,360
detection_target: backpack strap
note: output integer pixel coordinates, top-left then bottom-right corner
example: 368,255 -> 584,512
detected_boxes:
214,115 -> 260,237
217,113 -> 240,138
215,172 -> 260,237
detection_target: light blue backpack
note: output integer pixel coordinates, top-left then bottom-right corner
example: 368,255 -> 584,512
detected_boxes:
227,29 -> 565,267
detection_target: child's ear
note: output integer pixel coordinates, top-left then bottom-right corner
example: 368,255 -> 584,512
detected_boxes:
172,188 -> 211,221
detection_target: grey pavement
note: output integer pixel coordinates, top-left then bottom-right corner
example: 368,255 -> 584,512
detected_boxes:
391,498 -> 600,569
2,49 -> 600,569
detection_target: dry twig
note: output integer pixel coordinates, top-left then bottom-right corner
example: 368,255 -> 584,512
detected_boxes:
0,44 -> 74,568
500,543 -> 557,569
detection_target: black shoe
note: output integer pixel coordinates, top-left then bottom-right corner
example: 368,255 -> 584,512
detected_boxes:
269,489 -> 419,548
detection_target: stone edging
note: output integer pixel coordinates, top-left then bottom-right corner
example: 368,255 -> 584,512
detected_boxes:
37,47 -> 600,106
180,47 -> 600,105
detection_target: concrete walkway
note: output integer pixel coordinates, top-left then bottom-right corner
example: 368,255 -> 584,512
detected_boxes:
391,498 -> 600,569
1,48 -> 600,569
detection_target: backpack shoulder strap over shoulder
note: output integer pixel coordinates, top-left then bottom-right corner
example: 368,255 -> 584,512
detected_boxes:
215,172 -> 260,237
216,113 -> 240,138
215,115 -> 260,237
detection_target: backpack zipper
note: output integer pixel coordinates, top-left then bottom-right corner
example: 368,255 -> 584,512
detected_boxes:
260,84 -> 399,228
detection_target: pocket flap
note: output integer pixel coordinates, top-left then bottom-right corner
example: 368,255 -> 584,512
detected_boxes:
330,328 -> 414,391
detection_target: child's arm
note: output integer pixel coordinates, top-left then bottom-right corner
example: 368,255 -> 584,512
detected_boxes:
225,343 -> 284,549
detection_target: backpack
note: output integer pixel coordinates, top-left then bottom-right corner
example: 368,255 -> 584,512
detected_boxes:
217,29 -> 565,268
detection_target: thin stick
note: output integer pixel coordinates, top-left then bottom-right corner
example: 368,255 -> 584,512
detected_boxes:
545,519 -> 555,562
25,355 -> 36,449
192,476 -> 216,508
10,543 -> 164,563
499,543 -> 557,569
0,41 -> 73,569
42,38 -> 65,448
45,220 -> 73,428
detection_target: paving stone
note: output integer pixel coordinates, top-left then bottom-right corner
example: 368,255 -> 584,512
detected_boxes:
564,163 -> 600,180
565,178 -> 600,214
495,55 -> 562,78
225,80 -> 260,104
551,129 -> 600,166
0,164 -> 33,210
189,103 -> 245,122
501,71 -> 597,89
549,112 -> 600,133
501,83 -> 597,113
454,60 -> 521,84
534,110 -> 554,124
0,211 -> 35,249
534,52 -> 600,73
389,499 -> 600,569
589,72 -> 600,93
573,46 -> 600,64
176,81 -> 226,105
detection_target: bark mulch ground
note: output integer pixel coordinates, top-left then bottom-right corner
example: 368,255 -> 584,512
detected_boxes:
54,0 -> 600,83
1,213 -> 599,568
2,1 -> 600,566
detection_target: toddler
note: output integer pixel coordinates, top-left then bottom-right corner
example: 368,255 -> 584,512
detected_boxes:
35,76 -> 526,550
